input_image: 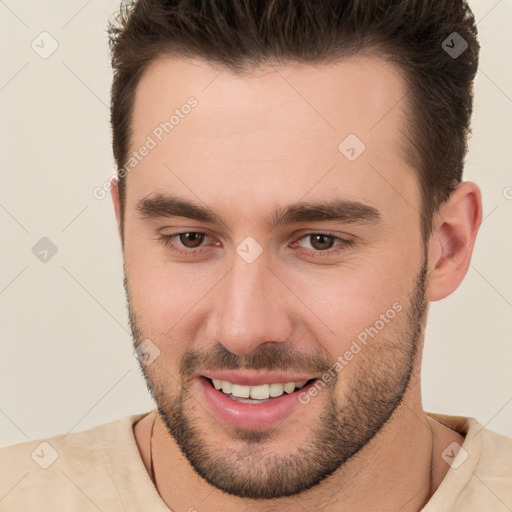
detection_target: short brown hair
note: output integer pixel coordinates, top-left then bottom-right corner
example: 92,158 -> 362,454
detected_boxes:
108,0 -> 479,240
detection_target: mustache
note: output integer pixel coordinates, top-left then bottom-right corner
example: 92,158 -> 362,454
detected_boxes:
180,341 -> 333,379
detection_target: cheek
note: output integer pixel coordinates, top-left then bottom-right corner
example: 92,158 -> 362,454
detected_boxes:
125,241 -> 221,350
294,276 -> 411,398
288,259 -> 412,360
124,242 -> 183,339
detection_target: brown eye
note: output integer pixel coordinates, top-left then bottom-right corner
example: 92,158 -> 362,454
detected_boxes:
179,232 -> 205,248
293,232 -> 355,258
308,234 -> 336,251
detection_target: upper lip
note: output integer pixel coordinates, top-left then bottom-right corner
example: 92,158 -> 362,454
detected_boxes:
199,371 -> 316,386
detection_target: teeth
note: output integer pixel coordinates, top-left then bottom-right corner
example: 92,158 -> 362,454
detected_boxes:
250,384 -> 270,400
209,378 -> 311,400
231,395 -> 270,404
221,380 -> 233,394
269,383 -> 285,397
231,384 -> 251,398
283,382 -> 296,394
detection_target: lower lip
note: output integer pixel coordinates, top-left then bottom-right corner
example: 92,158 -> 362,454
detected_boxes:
198,377 -> 317,430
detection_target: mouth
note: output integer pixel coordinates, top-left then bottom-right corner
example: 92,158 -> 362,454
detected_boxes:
203,376 -> 317,404
198,374 -> 320,430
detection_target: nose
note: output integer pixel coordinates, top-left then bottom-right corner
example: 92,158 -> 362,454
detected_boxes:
207,250 -> 294,356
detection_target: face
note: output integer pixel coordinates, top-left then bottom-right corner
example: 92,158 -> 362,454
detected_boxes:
119,55 -> 429,499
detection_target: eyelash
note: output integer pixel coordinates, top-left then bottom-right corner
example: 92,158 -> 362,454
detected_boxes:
157,231 -> 355,258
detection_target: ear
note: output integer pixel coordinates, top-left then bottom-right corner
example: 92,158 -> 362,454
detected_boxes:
426,182 -> 482,302
110,177 -> 124,245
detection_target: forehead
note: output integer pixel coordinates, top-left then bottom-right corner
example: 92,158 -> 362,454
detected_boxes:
127,55 -> 418,226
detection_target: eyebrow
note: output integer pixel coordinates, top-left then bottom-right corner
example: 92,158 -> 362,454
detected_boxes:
136,193 -> 382,228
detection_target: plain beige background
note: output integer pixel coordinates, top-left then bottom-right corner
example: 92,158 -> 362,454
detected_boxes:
1,0 -> 511,447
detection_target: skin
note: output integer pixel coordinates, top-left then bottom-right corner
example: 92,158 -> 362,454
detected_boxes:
111,55 -> 482,511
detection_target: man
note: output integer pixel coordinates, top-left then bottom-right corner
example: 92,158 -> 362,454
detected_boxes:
1,0 -> 511,510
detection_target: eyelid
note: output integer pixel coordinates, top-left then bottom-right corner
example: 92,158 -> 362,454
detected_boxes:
292,228 -> 356,243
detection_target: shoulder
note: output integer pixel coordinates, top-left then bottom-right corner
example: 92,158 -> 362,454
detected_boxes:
457,423 -> 512,511
470,425 -> 512,502
0,413 -> 148,512
425,413 -> 512,511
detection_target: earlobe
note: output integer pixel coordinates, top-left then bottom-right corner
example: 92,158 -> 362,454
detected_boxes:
426,182 -> 483,302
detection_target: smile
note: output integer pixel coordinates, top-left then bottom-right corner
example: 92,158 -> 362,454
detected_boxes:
207,377 -> 314,403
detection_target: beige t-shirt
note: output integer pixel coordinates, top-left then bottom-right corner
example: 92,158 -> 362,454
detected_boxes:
0,411 -> 510,511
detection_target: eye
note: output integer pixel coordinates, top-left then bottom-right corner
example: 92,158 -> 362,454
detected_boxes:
292,233 -> 355,257
158,231 -> 217,255
299,234 -> 337,251
175,232 -> 206,248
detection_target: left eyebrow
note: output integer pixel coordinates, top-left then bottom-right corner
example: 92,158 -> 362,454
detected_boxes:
268,199 -> 382,227
136,193 -> 382,228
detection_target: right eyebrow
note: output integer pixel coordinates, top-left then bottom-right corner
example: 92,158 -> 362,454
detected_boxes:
136,194 -> 229,228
